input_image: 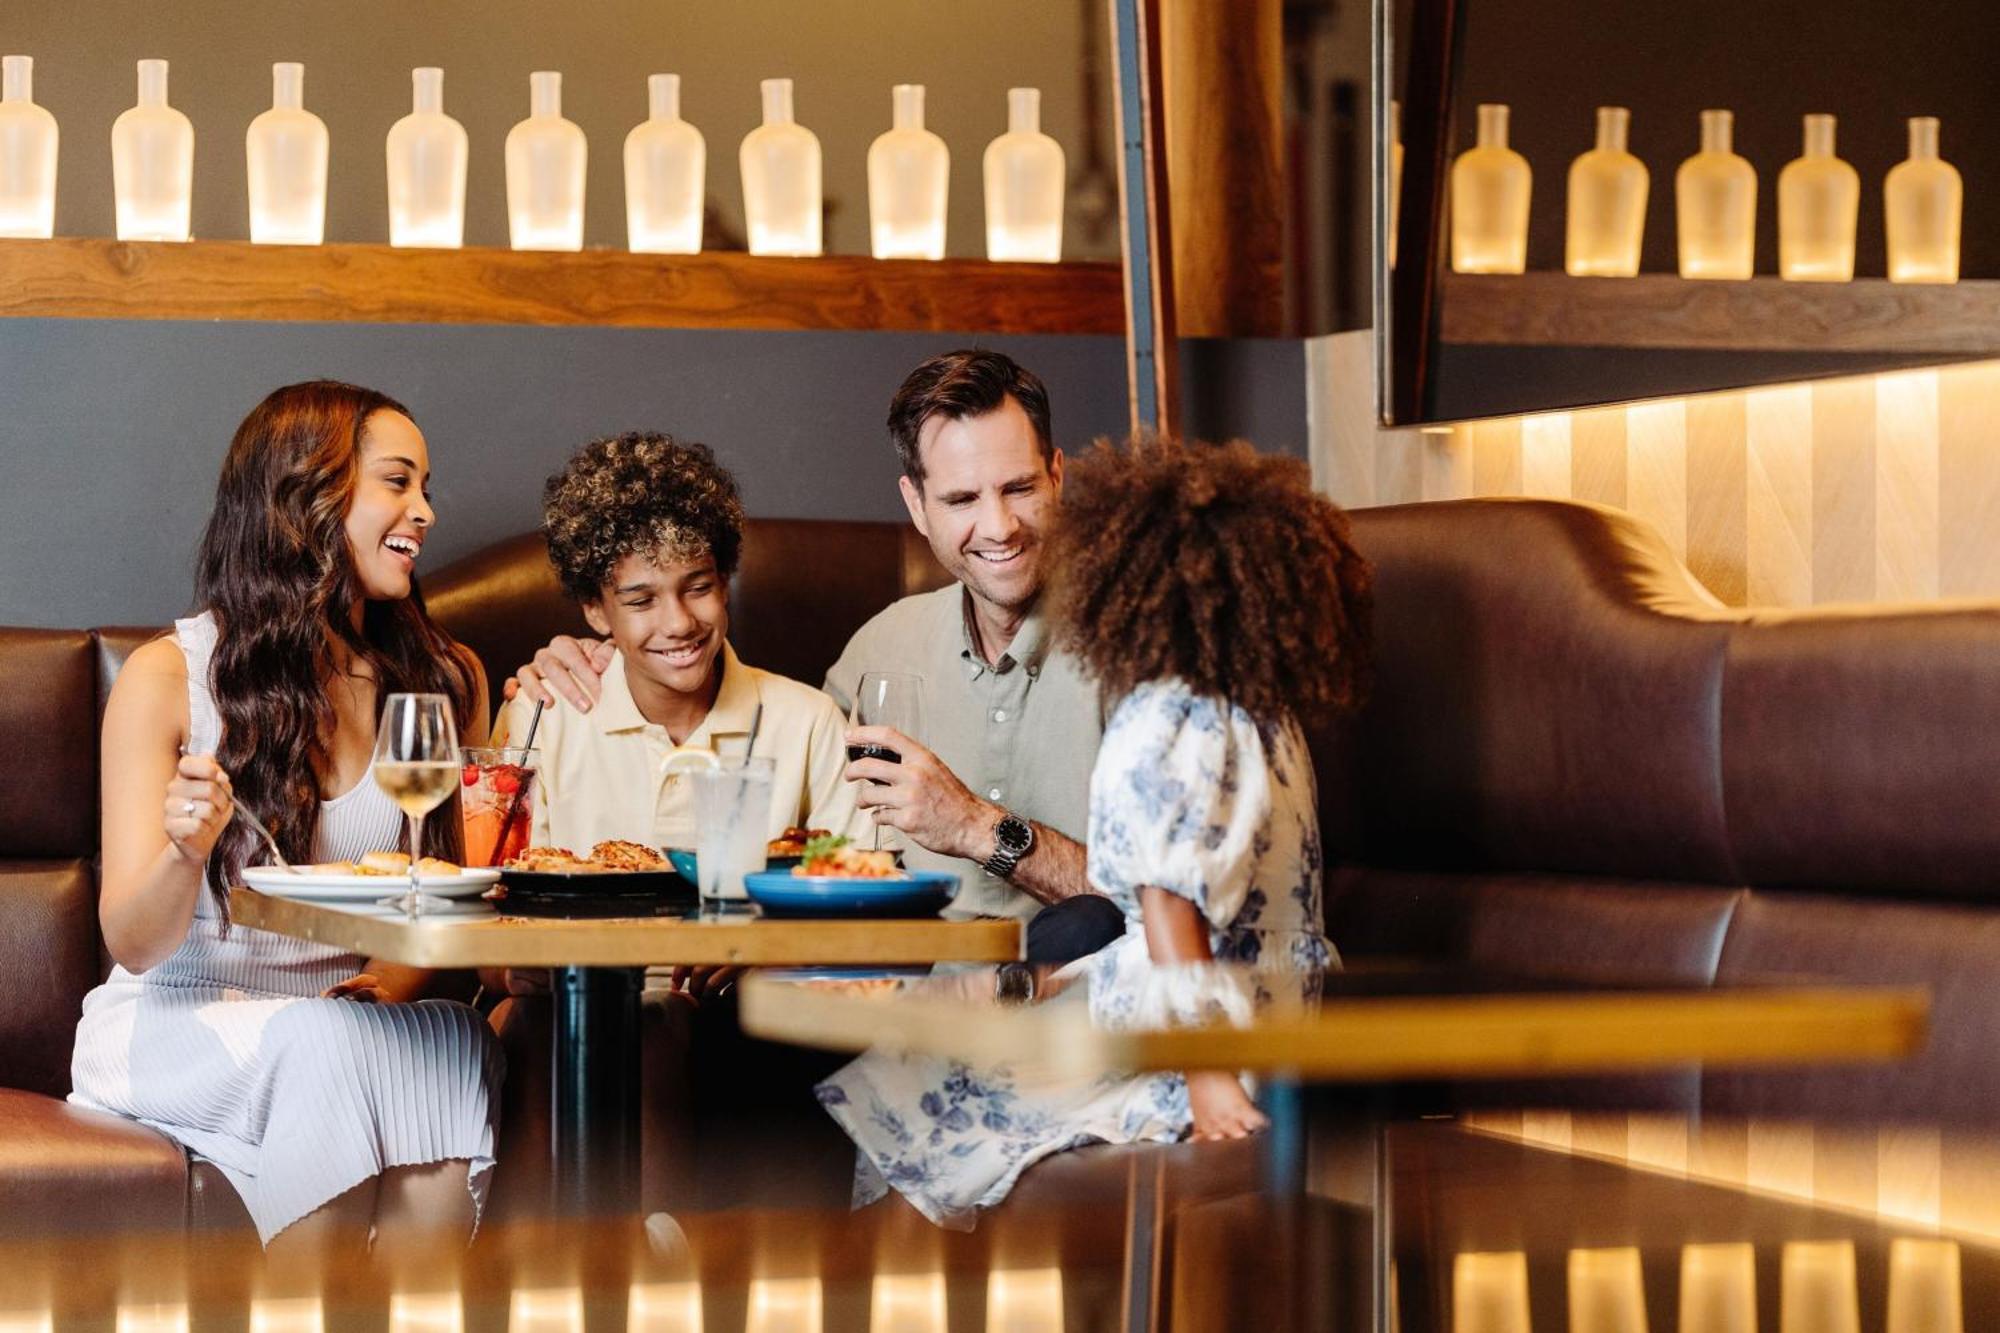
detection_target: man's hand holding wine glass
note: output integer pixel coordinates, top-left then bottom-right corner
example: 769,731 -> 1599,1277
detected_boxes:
842,724 -> 1001,861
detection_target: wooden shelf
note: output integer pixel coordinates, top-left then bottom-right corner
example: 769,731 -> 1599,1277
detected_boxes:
0,237 -> 1126,336
1439,271 -> 2000,356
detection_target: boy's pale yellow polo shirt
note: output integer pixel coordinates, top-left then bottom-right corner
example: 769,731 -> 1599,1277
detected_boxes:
500,641 -> 867,854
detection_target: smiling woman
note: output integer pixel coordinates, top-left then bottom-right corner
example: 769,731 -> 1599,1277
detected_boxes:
70,379 -> 501,1253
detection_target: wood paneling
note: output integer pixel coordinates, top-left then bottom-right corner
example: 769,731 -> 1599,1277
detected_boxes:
1309,329 -> 2000,611
0,238 -> 1126,335
1440,272 -> 2000,355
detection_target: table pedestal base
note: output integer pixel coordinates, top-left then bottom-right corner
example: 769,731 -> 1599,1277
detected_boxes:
552,965 -> 643,1214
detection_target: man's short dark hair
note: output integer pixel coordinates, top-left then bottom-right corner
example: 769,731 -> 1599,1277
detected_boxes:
887,349 -> 1054,488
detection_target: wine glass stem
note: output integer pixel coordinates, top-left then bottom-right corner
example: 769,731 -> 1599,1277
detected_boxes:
407,812 -> 425,916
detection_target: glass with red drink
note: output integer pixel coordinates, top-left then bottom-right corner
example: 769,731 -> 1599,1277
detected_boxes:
458,746 -> 539,867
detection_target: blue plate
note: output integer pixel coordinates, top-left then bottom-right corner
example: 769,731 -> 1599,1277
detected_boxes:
742,869 -> 958,919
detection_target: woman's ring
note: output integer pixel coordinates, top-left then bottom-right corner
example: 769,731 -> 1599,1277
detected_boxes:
182,800 -> 197,818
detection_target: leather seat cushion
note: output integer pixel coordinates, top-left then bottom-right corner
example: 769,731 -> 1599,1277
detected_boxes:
0,861 -> 100,1098
0,1089 -> 187,1234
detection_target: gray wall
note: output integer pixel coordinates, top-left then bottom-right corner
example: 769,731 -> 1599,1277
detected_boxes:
0,321 -> 1305,628
1,0 -> 1122,260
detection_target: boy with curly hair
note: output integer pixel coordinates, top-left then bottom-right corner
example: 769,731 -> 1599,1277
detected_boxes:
502,432 -> 865,866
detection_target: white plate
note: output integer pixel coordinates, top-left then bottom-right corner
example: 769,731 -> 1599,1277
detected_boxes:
241,865 -> 500,901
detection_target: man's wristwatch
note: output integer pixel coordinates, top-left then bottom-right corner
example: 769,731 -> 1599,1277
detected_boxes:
981,812 -> 1036,880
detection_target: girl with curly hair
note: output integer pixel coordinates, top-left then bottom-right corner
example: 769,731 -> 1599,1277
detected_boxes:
817,434 -> 1371,1227
71,381 -> 503,1251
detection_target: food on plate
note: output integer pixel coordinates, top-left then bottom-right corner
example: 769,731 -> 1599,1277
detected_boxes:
793,834 -> 907,880
767,826 -> 830,858
295,853 -> 462,877
590,840 -> 669,870
503,842 -> 671,874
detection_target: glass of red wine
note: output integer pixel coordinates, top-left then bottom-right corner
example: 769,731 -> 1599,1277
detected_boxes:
850,671 -> 924,848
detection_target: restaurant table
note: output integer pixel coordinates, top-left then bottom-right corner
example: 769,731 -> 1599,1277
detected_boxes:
229,888 -> 1022,1213
738,966 -> 1928,1332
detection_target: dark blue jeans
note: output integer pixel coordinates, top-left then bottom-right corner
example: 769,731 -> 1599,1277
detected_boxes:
1024,892 -> 1127,964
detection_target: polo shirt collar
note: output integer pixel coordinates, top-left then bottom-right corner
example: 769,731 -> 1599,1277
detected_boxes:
592,641 -> 758,744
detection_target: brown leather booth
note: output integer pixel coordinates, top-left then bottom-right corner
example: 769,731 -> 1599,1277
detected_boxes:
5,498 -> 1996,1235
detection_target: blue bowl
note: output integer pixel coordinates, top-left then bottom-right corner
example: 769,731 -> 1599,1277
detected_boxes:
743,869 -> 958,919
666,847 -> 804,887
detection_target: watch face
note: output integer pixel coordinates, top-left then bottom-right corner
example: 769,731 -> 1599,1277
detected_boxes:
996,815 -> 1033,855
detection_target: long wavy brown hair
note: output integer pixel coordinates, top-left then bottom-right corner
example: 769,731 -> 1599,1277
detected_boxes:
1046,434 -> 1373,728
194,381 -> 477,915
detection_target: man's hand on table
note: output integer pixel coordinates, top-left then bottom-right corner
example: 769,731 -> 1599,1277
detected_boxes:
506,635 -> 614,712
844,724 -> 998,860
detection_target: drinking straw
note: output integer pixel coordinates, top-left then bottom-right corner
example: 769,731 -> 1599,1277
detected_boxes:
489,700 -> 544,863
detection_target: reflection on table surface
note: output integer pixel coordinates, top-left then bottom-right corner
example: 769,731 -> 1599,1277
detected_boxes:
11,1117 -> 2000,1332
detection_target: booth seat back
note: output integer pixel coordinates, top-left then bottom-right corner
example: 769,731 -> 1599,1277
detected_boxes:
1331,499 -> 2000,1116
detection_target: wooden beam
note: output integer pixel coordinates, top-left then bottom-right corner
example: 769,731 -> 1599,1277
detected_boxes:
1440,272 -> 2000,355
1162,0 -> 1286,338
1109,0 -> 1181,436
0,237 -> 1125,336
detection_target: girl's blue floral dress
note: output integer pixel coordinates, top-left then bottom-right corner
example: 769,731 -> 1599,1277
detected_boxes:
815,678 -> 1334,1228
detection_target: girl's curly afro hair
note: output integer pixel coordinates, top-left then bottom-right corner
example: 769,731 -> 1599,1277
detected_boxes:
1046,434 -> 1372,727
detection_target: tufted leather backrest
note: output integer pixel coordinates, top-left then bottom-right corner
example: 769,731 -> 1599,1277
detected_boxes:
0,630 -> 104,1096
1336,498 -> 2000,902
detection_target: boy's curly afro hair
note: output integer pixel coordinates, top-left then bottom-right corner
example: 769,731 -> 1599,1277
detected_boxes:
541,432 -> 745,602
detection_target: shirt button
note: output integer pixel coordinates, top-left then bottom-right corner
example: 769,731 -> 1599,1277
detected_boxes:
1026,665 -> 1040,678
988,787 -> 1003,801
992,709 -> 1007,722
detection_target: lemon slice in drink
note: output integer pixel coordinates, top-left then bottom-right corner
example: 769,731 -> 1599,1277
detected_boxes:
661,747 -> 721,782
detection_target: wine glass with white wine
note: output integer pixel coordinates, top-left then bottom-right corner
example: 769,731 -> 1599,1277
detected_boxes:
372,692 -> 460,915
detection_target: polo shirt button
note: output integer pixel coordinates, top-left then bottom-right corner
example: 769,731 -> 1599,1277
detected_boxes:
988,787 -> 1003,801
993,709 -> 1007,722
1027,666 -> 1040,678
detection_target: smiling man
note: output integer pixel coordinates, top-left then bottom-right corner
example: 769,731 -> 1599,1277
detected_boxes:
824,349 -> 1102,925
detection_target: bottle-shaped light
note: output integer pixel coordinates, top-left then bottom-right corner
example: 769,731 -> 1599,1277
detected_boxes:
740,78 -> 821,256
0,56 -> 57,239
624,73 -> 705,254
1778,114 -> 1858,282
506,71 -> 587,252
1885,117 -> 1960,284
1388,99 -> 1405,269
1450,103 -> 1531,274
983,87 -> 1063,262
867,84 -> 948,260
245,63 -> 328,245
112,59 -> 193,242
1565,106 -> 1647,276
386,67 -> 467,249
1675,109 -> 1756,280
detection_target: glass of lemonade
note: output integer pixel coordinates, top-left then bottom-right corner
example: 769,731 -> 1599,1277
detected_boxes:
691,756 -> 773,909
459,746 -> 539,868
